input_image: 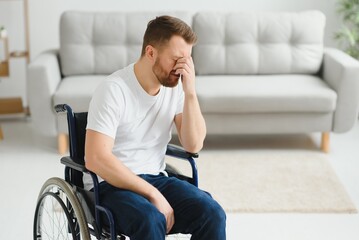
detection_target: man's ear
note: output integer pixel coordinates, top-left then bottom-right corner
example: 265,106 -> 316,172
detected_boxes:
145,45 -> 157,62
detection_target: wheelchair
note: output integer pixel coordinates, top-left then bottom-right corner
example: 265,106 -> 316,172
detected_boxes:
33,104 -> 199,240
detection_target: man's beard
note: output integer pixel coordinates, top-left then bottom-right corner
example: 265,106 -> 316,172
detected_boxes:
153,59 -> 180,88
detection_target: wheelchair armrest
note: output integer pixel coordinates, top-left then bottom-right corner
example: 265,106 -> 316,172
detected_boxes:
54,104 -> 67,113
166,144 -> 199,187
61,156 -> 88,173
166,144 -> 199,159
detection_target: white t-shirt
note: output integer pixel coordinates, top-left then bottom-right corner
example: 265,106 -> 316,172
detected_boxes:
84,63 -> 184,190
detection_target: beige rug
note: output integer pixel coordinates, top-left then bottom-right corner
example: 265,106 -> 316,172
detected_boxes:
166,151 -> 357,213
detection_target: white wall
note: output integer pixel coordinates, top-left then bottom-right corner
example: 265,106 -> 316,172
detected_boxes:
0,0 -> 343,108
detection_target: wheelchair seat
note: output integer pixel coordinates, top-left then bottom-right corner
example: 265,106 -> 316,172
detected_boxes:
33,104 -> 199,240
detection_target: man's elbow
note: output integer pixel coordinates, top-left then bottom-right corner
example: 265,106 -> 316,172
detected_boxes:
84,154 -> 99,173
184,142 -> 203,154
183,132 -> 206,153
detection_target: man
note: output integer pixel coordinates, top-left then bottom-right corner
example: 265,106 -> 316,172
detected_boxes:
84,15 -> 226,239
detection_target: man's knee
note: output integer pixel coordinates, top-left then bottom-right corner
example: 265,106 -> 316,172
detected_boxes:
202,200 -> 226,227
189,197 -> 226,239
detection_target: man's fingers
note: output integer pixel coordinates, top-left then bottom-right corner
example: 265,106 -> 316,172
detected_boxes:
166,214 -> 175,233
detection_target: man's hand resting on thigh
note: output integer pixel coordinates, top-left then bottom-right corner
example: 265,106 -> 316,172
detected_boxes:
149,190 -> 175,233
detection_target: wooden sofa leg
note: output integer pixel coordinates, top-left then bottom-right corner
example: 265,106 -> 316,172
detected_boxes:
321,132 -> 330,153
0,125 -> 3,140
58,133 -> 68,155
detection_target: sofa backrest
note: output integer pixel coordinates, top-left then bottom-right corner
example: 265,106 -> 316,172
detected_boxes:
192,11 -> 325,75
59,11 -> 193,76
60,11 -> 325,77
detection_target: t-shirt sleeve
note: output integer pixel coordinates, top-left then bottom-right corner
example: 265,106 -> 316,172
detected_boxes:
87,81 -> 123,139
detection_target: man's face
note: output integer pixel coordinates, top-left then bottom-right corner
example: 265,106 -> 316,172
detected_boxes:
152,35 -> 192,88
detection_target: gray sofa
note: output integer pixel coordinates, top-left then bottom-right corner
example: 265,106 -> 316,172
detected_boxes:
27,10 -> 359,153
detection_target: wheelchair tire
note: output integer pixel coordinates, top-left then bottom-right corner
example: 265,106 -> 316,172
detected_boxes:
33,177 -> 90,240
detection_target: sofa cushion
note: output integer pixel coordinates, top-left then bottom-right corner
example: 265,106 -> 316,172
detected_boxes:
53,76 -> 106,111
193,11 -> 325,75
196,75 -> 337,113
60,11 -> 193,76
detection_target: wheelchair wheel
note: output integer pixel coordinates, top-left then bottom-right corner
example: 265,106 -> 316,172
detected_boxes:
34,177 -> 90,240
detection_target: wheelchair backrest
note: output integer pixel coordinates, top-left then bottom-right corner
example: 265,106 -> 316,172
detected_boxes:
67,111 -> 88,188
72,112 -> 88,163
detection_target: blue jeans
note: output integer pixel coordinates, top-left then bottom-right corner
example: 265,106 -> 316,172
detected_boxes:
98,174 -> 226,240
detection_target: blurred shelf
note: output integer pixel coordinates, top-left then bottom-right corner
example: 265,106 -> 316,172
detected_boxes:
0,97 -> 24,115
10,51 -> 28,58
0,61 -> 9,76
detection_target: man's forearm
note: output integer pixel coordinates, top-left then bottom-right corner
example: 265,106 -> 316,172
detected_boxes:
85,130 -> 159,199
180,92 -> 206,153
86,151 -> 175,232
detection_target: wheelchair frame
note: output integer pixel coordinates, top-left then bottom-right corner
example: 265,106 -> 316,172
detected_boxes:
33,104 -> 199,240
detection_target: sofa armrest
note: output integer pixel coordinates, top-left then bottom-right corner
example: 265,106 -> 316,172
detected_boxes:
322,48 -> 359,133
28,49 -> 62,136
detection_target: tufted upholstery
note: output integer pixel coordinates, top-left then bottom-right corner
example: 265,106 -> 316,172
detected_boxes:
60,11 -> 193,76
192,11 -> 325,75
27,10 -> 359,153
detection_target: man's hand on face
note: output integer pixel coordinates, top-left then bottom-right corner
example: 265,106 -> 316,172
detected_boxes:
174,57 -> 196,95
